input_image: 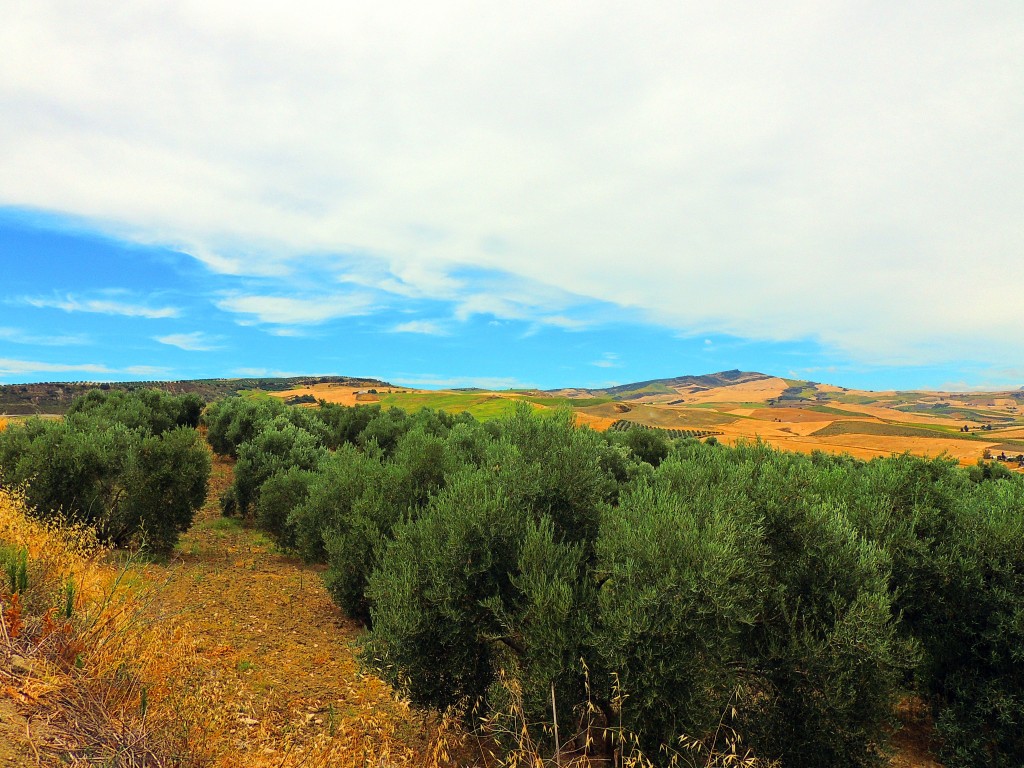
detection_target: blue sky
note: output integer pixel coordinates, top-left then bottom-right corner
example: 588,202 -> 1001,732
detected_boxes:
2,3 -> 1023,391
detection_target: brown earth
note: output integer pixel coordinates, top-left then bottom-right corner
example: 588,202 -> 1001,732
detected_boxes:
140,457 -> 447,767
0,697 -> 36,766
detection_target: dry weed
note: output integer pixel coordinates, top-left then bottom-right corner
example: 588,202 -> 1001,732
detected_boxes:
0,485 -> 202,765
475,668 -> 776,768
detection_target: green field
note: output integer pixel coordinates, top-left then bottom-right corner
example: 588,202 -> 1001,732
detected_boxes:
523,396 -> 615,408
377,391 -> 523,419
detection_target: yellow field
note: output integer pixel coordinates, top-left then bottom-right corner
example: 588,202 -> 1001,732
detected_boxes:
266,375 -> 1024,469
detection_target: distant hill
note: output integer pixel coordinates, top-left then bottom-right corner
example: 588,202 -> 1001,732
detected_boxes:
601,369 -> 771,395
550,369 -> 776,400
0,375 -> 391,415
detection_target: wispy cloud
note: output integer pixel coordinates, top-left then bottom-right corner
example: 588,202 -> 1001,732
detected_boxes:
0,327 -> 90,346
216,294 -> 374,325
391,373 -> 528,390
0,358 -> 167,378
154,331 -> 221,351
0,357 -> 111,376
123,365 -> 170,376
233,367 -> 302,378
391,320 -> 447,335
591,353 -> 621,369
22,294 -> 180,319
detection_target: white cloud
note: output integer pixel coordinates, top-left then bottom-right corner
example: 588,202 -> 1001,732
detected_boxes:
0,327 -> 90,346
22,294 -> 180,319
391,320 -> 447,335
391,374 -> 528,390
233,367 -> 303,378
216,293 -> 374,325
0,357 -> 110,376
154,332 -> 220,351
123,365 -> 170,376
591,353 -> 620,369
0,358 -> 167,378
1,3 -> 1022,366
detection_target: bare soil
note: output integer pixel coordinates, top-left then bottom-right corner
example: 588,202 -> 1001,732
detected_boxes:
142,456 -> 440,766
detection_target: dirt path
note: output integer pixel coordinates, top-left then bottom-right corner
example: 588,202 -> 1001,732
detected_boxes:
145,456 -> 442,766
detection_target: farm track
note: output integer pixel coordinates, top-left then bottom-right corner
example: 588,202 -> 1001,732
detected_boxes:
142,455 -> 442,767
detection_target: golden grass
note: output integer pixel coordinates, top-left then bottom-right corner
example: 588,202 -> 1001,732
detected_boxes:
0,485 -> 203,764
0,477 -> 467,767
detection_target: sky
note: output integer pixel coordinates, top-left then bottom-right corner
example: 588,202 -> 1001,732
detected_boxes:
1,2 -> 1022,392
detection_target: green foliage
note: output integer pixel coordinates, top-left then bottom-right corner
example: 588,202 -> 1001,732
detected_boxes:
284,445 -> 375,563
108,427 -> 211,552
595,481 -> 763,754
900,478 -> 1024,767
199,394 -> 1024,767
203,396 -> 287,457
230,416 -> 328,516
0,390 -> 210,554
363,469 -> 593,723
617,425 -> 671,467
1,544 -> 29,594
67,387 -> 204,434
255,467 -> 316,549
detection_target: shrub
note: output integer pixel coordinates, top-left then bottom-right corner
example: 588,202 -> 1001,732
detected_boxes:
67,388 -> 204,434
287,444 -> 383,564
255,467 -> 316,549
363,468 -> 593,724
0,392 -> 210,555
230,417 -> 327,517
203,396 -> 285,457
594,480 -> 763,755
907,479 -> 1024,767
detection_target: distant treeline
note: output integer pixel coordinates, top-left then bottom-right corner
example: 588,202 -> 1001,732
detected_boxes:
206,393 -> 1024,768
0,375 -> 388,415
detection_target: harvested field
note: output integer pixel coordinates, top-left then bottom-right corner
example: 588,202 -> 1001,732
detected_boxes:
270,383 -> 394,407
680,376 -> 790,404
749,407 -> 861,423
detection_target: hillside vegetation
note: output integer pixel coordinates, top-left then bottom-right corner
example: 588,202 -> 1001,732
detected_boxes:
205,392 -> 1024,768
3,387 -> 1023,766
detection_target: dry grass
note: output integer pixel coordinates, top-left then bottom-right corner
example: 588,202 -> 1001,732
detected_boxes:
0,468 -> 461,767
0,485 -> 202,765
130,456 -> 461,768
